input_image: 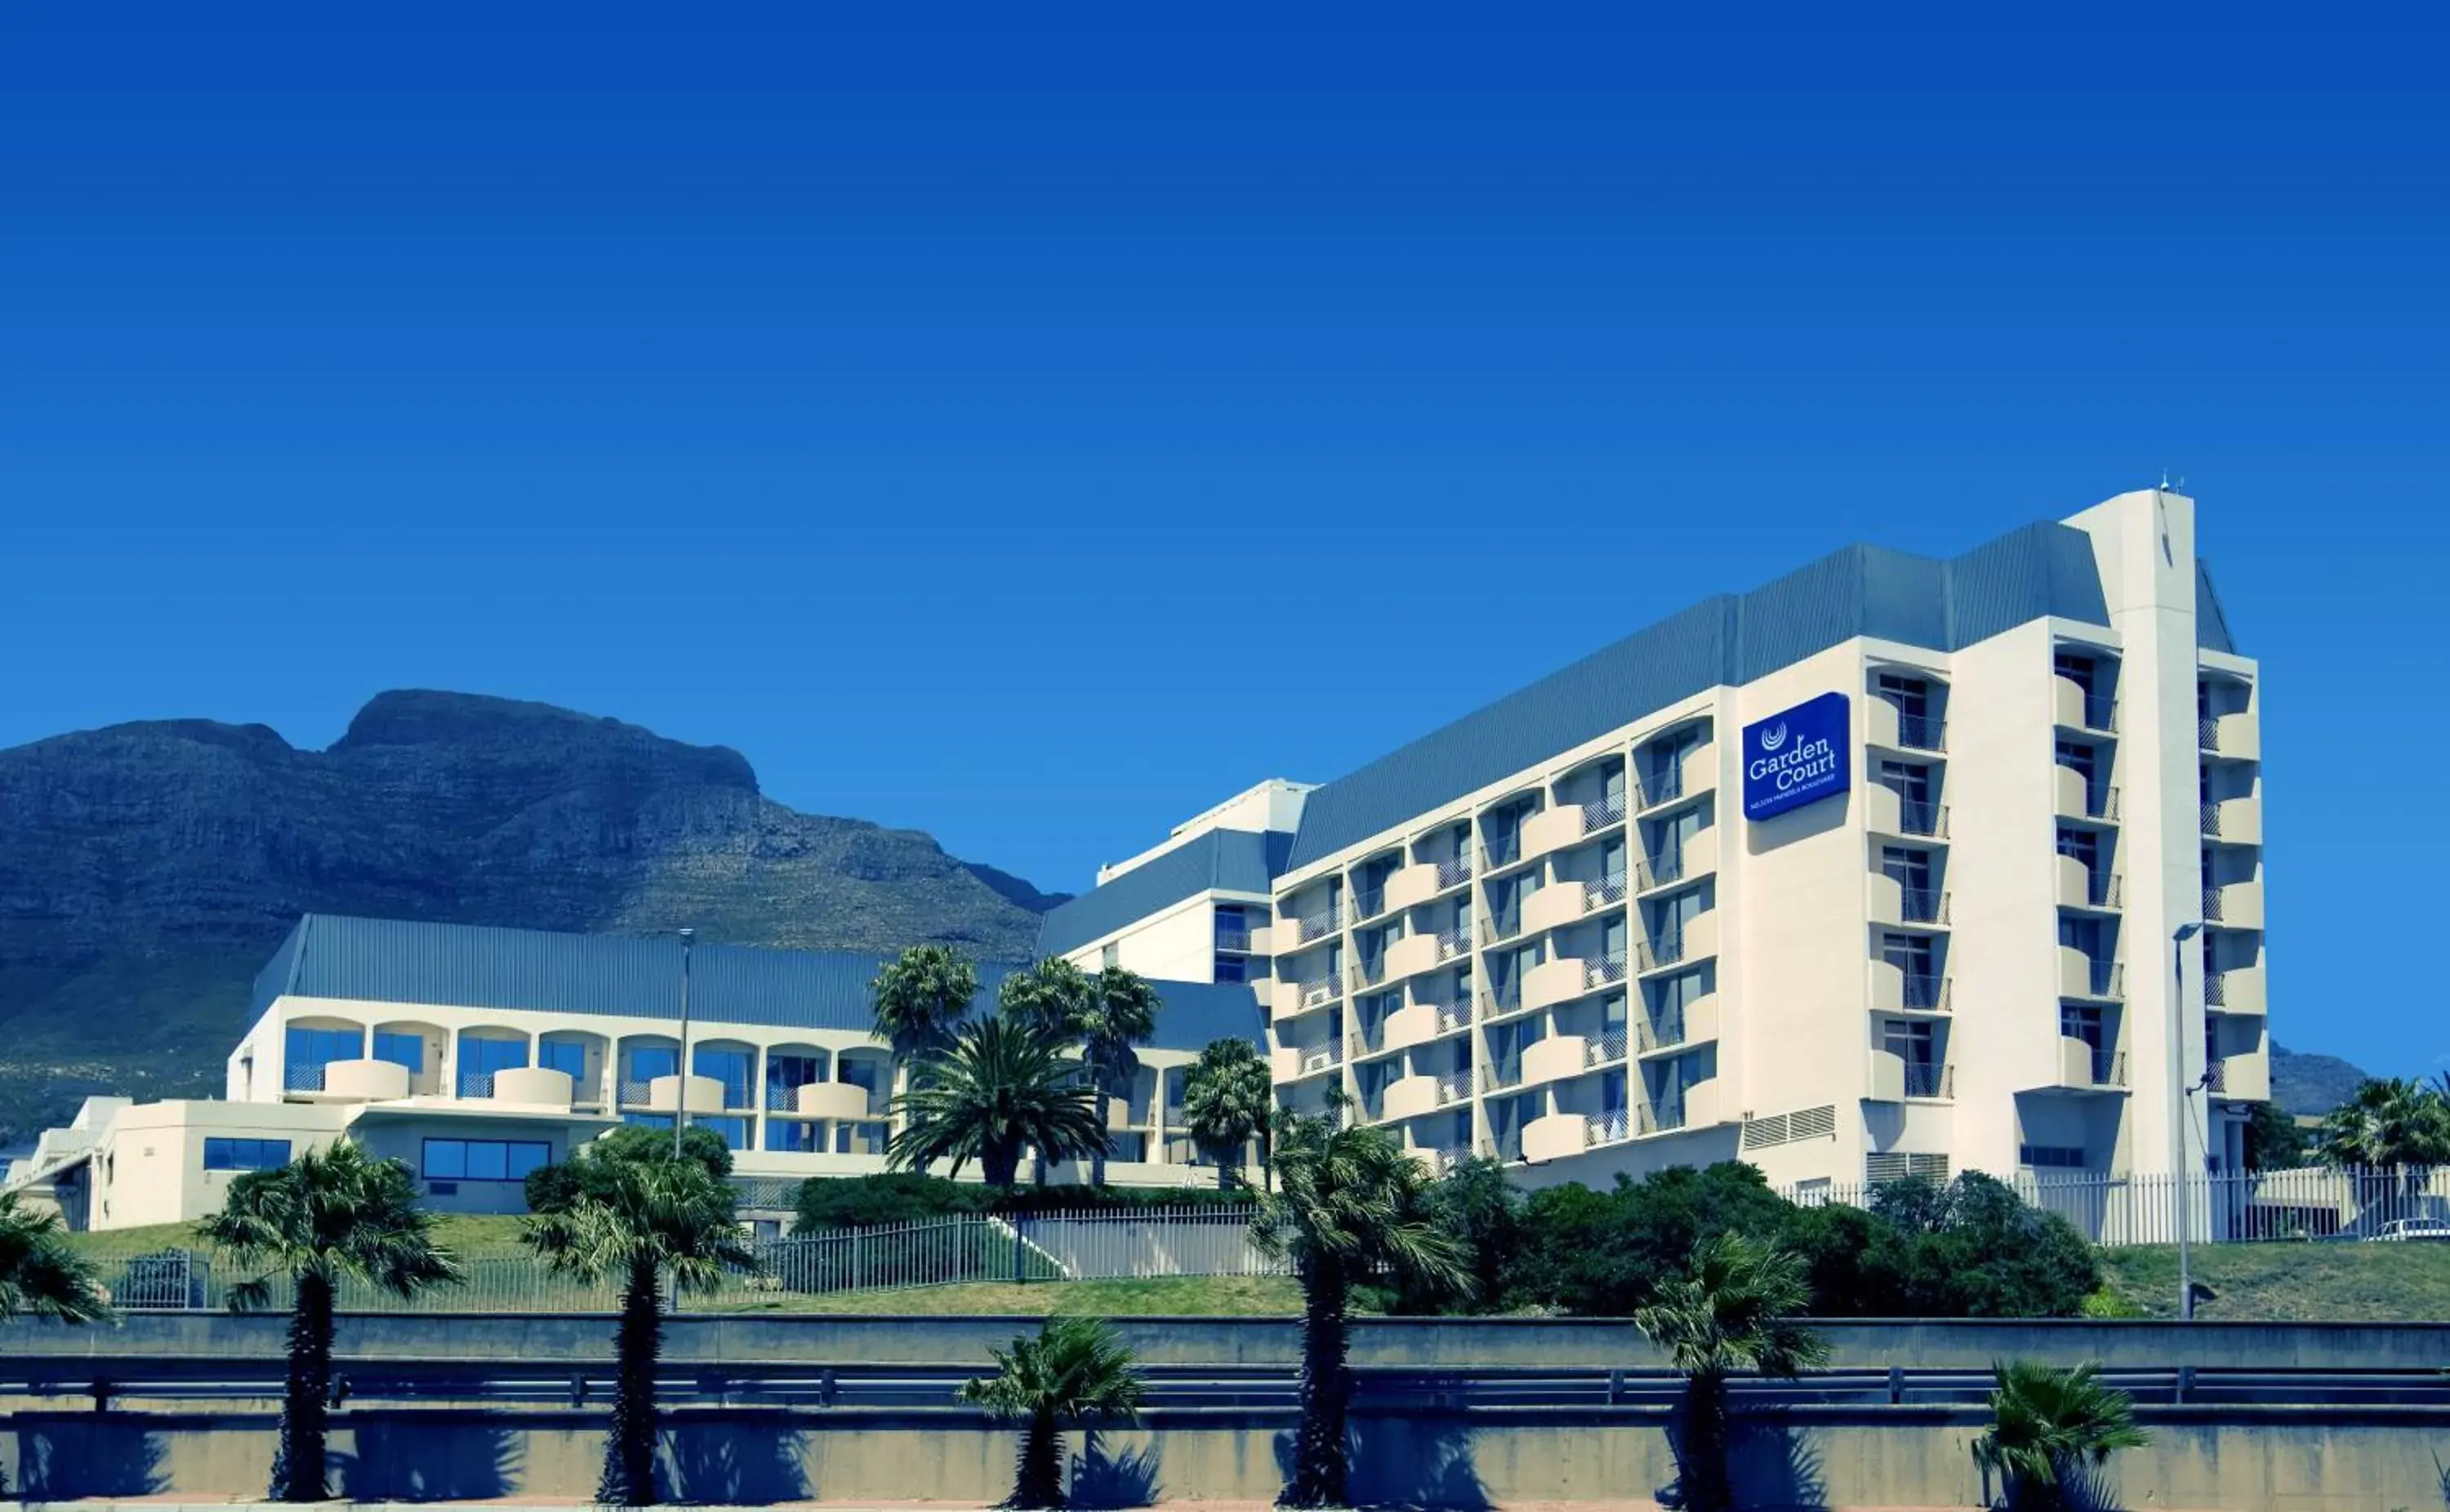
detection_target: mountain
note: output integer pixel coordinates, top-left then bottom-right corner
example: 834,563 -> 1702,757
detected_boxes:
2269,1040 -> 2372,1119
0,690 -> 1059,1143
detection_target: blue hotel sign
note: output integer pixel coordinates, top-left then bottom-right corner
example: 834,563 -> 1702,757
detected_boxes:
1743,692 -> 1851,821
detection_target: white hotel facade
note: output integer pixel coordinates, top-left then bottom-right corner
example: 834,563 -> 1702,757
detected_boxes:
1041,488 -> 2270,1192
8,486 -> 2267,1230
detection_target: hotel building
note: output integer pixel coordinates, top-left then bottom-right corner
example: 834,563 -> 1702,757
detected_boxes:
1038,487 -> 2269,1190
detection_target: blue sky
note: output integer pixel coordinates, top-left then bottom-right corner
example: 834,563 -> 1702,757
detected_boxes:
2,8 -> 2443,1074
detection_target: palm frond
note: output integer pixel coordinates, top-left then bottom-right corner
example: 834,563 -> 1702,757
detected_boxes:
959,1315 -> 1146,1426
0,1194 -> 115,1323
888,1015 -> 1107,1180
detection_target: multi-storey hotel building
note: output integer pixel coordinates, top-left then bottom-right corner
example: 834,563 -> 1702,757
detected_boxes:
1040,487 -> 2269,1190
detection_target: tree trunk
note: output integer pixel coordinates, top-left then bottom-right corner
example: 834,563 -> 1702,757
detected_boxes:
1258,1121 -> 1275,1194
983,1140 -> 1022,1190
1090,1140 -> 1109,1190
1674,1370 -> 1733,1512
1214,1158 -> 1232,1193
601,1252 -> 663,1505
271,1269 -> 335,1500
1013,1406 -> 1066,1507
1285,1255 -> 1352,1507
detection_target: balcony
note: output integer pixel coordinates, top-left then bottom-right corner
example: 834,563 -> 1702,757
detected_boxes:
1638,996 -> 1719,1054
1521,1034 -> 1591,1087
2053,855 -> 2122,911
2053,767 -> 2120,823
1272,1040 -> 1343,1083
1479,1131 -> 1525,1163
1383,932 -> 1440,982
299,1058 -> 414,1102
2204,878 -> 2265,930
2202,794 -> 2263,845
2206,963 -> 2266,1015
1384,997 -> 1472,1052
793,1082 -> 880,1121
2042,1038 -> 2128,1094
1868,1051 -> 1953,1103
2057,947 -> 2124,1000
1870,963 -> 1951,1014
1523,956 -> 1593,1012
1387,857 -> 1470,911
1867,785 -> 1949,840
1639,1080 -> 1721,1136
2206,1054 -> 2270,1101
1411,1144 -> 1473,1178
1283,905 -> 1343,949
1526,790 -> 1632,857
1481,1060 -> 1525,1093
1637,742 -> 1716,811
2053,678 -> 2118,734
1480,910 -> 1526,948
1348,887 -> 1391,926
1381,1074 -> 1441,1121
1867,699 -> 1947,754
1870,875 -> 1951,928
2200,711 -> 2260,760
488,1066 -> 577,1109
1584,1028 -> 1632,1069
644,1074 -> 728,1115
1638,913 -> 1719,974
1346,1022 -> 1390,1062
1639,827 -> 1720,893
1272,975 -> 1343,1018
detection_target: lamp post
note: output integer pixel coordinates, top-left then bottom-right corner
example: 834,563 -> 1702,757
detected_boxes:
2172,919 -> 2204,1320
673,927 -> 696,1162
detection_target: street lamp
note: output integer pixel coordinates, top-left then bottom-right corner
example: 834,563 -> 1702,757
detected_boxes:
673,927 -> 697,1162
2172,920 -> 2204,1320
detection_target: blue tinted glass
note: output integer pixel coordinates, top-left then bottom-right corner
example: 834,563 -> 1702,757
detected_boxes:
627,1047 -> 679,1081
286,1025 -> 363,1066
539,1040 -> 586,1078
465,1141 -> 509,1181
423,1139 -> 467,1179
624,1113 -> 674,1131
694,1047 -> 752,1105
506,1142 -> 550,1179
700,1116 -> 749,1150
372,1032 -> 424,1073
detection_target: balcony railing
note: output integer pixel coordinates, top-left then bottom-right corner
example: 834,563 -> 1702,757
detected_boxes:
1579,793 -> 1629,834
1585,874 -> 1630,912
1637,1011 -> 1686,1053
2074,695 -> 2118,732
1901,1062 -> 1953,1099
1637,1103 -> 1685,1136
765,1081 -> 808,1112
2087,872 -> 2123,909
1350,888 -> 1388,923
1585,1029 -> 1631,1068
1349,958 -> 1388,991
1586,954 -> 1630,989
284,1063 -> 330,1093
1429,998 -> 1476,1035
1588,1109 -> 1635,1146
1434,1070 -> 1474,1107
1435,925 -> 1474,963
2205,970 -> 2230,1008
1899,974 -> 1952,1012
1295,977 -> 1342,1010
1637,767 -> 1684,810
2203,886 -> 2225,923
1897,800 -> 1949,838
1480,1132 -> 1525,1163
1481,1060 -> 1525,1092
1639,851 -> 1682,891
1480,984 -> 1524,1018
1894,714 -> 1946,752
1480,835 -> 1524,871
1214,927 -> 1254,953
1638,932 -> 1690,972
1481,912 -> 1524,946
2073,959 -> 2124,998
1433,855 -> 1474,890
2204,1058 -> 2229,1093
1290,907 -> 1343,945
2091,1050 -> 2129,1088
1298,1042 -> 1344,1075
1346,1026 -> 1385,1060
1899,887 -> 1950,924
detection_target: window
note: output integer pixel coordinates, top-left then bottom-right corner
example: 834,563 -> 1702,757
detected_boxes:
1214,953 -> 1249,983
457,1036 -> 528,1097
2020,1145 -> 2089,1170
1214,905 -> 1247,949
2056,740 -> 2096,782
623,1113 -> 674,1131
765,1119 -> 822,1153
286,1025 -> 363,1069
693,1046 -> 754,1110
203,1137 -> 292,1172
538,1039 -> 588,1080
697,1115 -> 751,1151
372,1032 -> 425,1074
421,1138 -> 550,1181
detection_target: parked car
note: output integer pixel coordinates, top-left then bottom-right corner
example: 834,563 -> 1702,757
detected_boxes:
2369,1219 -> 2450,1242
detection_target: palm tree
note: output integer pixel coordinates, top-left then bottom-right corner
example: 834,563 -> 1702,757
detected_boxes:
1179,1037 -> 1273,1191
1254,1100 -> 1468,1508
0,1191 -> 114,1323
1076,968 -> 1160,1188
521,1154 -> 760,1505
1973,1359 -> 2149,1512
872,944 -> 980,1172
2316,1077 -> 2450,1222
889,1015 -> 1107,1188
200,1141 -> 462,1501
1633,1231 -> 1829,1512
958,1314 -> 1147,1508
998,955 -> 1096,1041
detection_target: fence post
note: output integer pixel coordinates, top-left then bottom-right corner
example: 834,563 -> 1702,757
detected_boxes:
1012,1212 -> 1027,1285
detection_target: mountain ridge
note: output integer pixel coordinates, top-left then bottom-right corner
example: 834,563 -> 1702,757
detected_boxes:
0,689 -> 1061,1141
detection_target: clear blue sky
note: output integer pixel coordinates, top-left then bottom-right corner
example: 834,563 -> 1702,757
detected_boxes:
2,9 -> 2443,1074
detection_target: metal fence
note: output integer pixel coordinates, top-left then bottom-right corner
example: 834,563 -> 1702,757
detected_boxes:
1777,1164 -> 2450,1246
100,1207 -> 1280,1315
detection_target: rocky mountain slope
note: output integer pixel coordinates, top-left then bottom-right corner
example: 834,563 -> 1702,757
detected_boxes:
0,690 -> 1059,1141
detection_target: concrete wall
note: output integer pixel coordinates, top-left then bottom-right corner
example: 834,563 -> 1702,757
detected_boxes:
16,1312 -> 2450,1372
10,1403 -> 2449,1509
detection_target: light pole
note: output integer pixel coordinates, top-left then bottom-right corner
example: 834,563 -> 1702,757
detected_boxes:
673,927 -> 696,1162
2172,919 -> 2204,1320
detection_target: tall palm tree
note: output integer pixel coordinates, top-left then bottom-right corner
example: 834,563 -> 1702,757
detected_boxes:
1633,1231 -> 1829,1512
1254,1100 -> 1468,1508
1973,1359 -> 2149,1512
957,1314 -> 1147,1509
889,1015 -> 1107,1188
522,1154 -> 759,1505
998,955 -> 1095,1042
0,1191 -> 114,1323
1076,968 -> 1160,1188
2316,1077 -> 2450,1219
200,1141 -> 462,1501
871,944 -> 980,1172
1180,1037 -> 1273,1191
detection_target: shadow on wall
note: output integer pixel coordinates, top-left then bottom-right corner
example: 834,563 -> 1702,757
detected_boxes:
14,1416 -> 171,1498
666,1420 -> 812,1504
1976,1450 -> 2121,1512
337,1418 -> 523,1500
1348,1421 -> 1494,1511
1660,1403 -> 1829,1512
1072,1430 -> 1163,1509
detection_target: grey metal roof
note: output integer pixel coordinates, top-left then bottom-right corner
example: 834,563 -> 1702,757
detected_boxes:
1287,522 -> 2116,870
251,914 -> 1261,1054
1036,828 -> 1292,959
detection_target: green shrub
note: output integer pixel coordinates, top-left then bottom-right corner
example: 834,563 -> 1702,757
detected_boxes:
791,1173 -> 1254,1234
525,1123 -> 734,1214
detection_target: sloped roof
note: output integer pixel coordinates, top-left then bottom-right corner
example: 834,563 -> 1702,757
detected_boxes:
251,914 -> 1261,1054
1036,828 -> 1291,959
